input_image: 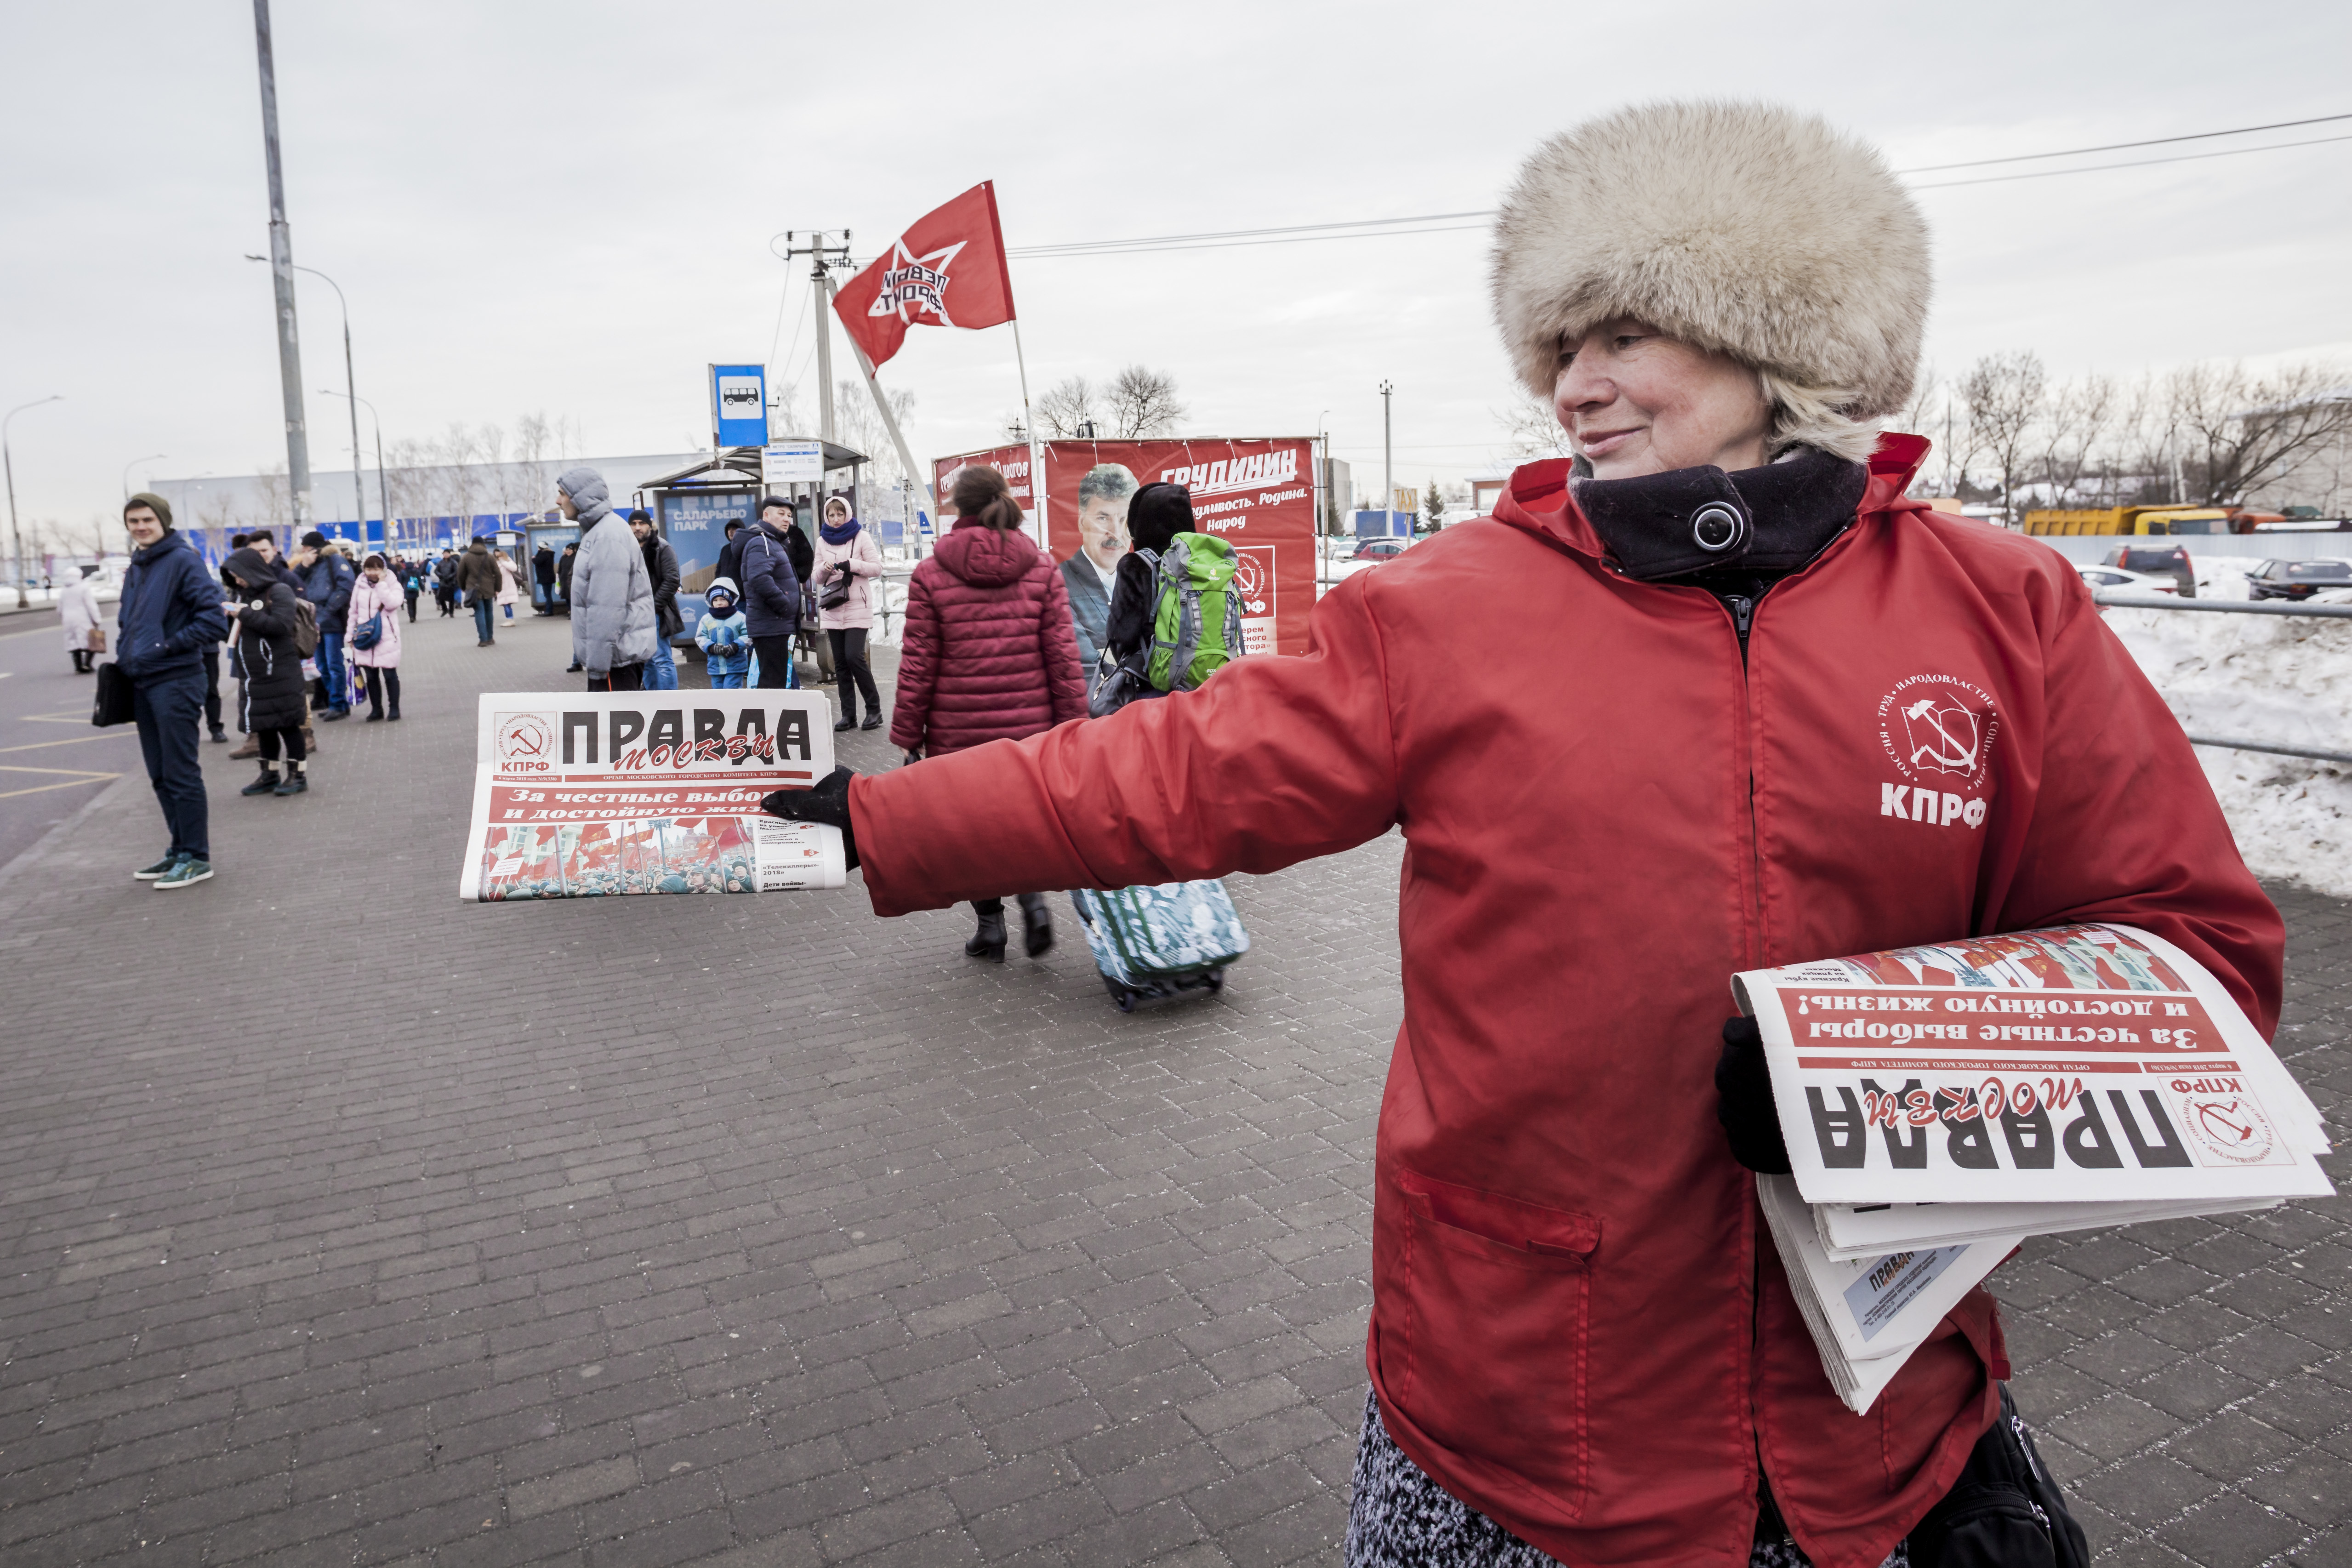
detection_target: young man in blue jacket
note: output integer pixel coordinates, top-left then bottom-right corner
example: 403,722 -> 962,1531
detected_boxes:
118,494 -> 230,889
293,530 -> 355,718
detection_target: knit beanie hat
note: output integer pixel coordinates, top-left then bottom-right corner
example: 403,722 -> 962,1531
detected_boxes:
1491,100 -> 1930,422
301,529 -> 330,548
125,491 -> 174,528
1126,483 -> 1194,555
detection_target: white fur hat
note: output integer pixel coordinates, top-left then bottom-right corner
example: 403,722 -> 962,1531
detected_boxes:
1492,101 -> 1930,422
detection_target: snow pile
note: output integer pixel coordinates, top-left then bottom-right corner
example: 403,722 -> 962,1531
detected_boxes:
2100,554 -> 2352,896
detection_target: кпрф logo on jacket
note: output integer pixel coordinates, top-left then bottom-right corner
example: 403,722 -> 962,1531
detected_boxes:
1875,674 -> 1998,829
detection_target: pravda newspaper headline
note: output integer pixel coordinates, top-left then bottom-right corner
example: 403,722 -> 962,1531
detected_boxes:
1732,924 -> 2331,1207
458,692 -> 845,901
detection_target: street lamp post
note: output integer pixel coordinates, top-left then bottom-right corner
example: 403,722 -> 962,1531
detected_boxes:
322,388 -> 391,555
1378,381 -> 1395,535
122,453 -> 167,502
5,395 -> 65,608
254,254 -> 361,545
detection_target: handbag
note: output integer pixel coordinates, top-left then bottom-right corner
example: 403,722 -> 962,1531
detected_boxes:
819,569 -> 854,611
350,611 -> 384,651
1087,652 -> 1165,719
92,661 -> 135,727
86,626 -> 106,652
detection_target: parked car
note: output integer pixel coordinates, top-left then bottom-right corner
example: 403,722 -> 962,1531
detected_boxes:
2101,543 -> 2196,599
2078,566 -> 2178,596
2245,559 -> 2352,601
1346,537 -> 1411,563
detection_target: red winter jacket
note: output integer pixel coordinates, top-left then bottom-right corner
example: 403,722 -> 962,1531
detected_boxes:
891,519 -> 1087,755
848,437 -> 2281,1568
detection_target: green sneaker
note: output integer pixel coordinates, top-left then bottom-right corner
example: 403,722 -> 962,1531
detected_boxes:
133,853 -> 182,880
154,857 -> 213,890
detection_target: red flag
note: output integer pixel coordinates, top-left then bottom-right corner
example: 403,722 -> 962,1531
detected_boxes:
832,182 -> 1017,370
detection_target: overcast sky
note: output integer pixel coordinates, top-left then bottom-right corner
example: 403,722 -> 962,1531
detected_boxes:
5,0 -> 2348,536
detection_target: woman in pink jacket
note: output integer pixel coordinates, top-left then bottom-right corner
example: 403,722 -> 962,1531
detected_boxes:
812,494 -> 887,733
347,553 -> 404,720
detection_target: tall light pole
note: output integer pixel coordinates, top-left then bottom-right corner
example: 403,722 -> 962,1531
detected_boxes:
321,387 -> 391,554
1378,381 -> 1395,531
251,0 -> 312,528
5,395 -> 64,608
122,453 -> 167,502
253,255 -> 360,541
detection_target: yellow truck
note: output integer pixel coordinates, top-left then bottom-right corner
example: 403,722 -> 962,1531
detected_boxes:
2022,506 -> 2232,536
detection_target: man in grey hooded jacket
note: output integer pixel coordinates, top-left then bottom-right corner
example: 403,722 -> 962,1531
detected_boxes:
558,467 -> 655,689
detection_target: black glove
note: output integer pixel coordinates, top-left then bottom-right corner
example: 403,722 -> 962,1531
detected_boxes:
1715,1015 -> 1792,1174
761,764 -> 859,870
902,747 -> 923,767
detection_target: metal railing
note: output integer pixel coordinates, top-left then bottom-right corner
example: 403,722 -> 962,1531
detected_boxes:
2093,589 -> 2352,620
2094,588 -> 2352,764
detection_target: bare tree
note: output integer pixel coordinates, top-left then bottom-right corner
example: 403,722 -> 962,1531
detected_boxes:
831,378 -> 919,488
514,412 -> 555,519
1034,376 -> 1103,439
2032,373 -> 2116,506
2164,361 -> 2352,506
1959,352 -> 2046,524
1106,366 -> 1185,439
1498,390 -> 1574,460
255,462 -> 291,532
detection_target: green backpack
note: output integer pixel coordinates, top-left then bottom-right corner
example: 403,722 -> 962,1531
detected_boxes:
1144,532 -> 1243,692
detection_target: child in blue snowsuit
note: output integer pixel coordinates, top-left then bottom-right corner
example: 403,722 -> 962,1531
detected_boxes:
696,578 -> 751,689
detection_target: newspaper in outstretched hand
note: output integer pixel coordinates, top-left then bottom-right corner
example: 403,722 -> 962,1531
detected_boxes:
1733,924 -> 2331,1207
458,691 -> 847,901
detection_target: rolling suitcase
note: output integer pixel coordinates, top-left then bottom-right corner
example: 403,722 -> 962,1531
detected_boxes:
1071,879 -> 1250,1012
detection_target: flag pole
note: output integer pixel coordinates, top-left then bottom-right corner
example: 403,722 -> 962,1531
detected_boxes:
1009,315 -> 1045,550
823,273 -> 940,544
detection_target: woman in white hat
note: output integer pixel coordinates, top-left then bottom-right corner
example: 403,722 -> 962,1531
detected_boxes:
769,102 -> 2271,1567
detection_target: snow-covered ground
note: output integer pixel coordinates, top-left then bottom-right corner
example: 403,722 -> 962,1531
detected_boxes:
2100,554 -> 2352,898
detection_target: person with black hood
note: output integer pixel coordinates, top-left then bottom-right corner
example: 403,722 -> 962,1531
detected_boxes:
220,546 -> 311,796
532,541 -> 558,614
741,496 -> 805,690
116,492 -> 229,889
629,508 -> 683,691
433,548 -> 461,616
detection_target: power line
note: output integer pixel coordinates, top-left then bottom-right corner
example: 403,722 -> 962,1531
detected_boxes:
1897,111 -> 2352,173
1003,111 -> 2350,260
1010,210 -> 1492,258
1911,132 -> 2352,189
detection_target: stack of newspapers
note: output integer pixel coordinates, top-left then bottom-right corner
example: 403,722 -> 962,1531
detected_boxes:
1733,923 -> 2335,1413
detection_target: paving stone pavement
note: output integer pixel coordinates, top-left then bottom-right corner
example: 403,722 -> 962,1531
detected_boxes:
0,605 -> 2343,1568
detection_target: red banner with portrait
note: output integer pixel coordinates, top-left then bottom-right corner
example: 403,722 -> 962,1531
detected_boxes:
1040,438 -> 1317,656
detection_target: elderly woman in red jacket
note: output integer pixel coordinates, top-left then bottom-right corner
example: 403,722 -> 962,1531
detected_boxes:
890,463 -> 1088,960
773,103 -> 2277,1568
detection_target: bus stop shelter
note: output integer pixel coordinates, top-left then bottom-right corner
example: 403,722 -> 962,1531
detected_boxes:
632,441 -> 868,638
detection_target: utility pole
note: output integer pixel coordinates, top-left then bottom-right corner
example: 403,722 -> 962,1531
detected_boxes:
5,396 -> 64,608
252,0 -> 311,528
1379,381 -> 1395,530
784,231 -> 852,445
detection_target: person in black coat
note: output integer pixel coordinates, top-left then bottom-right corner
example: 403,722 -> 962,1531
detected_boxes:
1102,482 -> 1193,666
741,498 -> 804,690
222,547 -> 312,797
715,519 -> 747,597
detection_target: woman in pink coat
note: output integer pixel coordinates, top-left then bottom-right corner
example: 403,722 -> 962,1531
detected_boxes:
811,494 -> 886,732
348,553 -> 404,720
495,549 -> 522,622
